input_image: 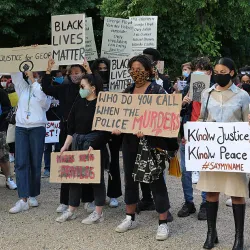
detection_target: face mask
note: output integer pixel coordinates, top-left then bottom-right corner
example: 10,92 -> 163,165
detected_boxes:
1,82 -> 7,88
129,70 -> 150,87
242,83 -> 250,93
53,76 -> 64,84
79,88 -> 91,98
182,71 -> 189,78
214,73 -> 231,87
193,71 -> 205,75
70,73 -> 83,84
99,71 -> 109,82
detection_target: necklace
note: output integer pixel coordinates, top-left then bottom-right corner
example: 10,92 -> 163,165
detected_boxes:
85,99 -> 94,107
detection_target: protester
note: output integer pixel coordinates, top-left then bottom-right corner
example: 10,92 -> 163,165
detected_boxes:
113,55 -> 178,241
9,71 -> 50,213
178,57 -> 214,221
0,88 -> 17,190
42,58 -> 90,213
56,73 -> 110,224
143,48 -> 172,93
196,57 -> 249,250
42,71 -> 62,178
91,57 -> 122,208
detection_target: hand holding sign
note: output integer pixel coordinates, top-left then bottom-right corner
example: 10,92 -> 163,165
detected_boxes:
82,57 -> 91,74
47,57 -> 55,71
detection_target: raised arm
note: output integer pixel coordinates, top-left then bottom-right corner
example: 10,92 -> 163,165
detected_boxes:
10,72 -> 28,97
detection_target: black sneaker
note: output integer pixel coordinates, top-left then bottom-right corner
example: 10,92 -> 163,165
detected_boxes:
167,211 -> 174,223
136,200 -> 155,214
177,202 -> 196,217
198,203 -> 207,220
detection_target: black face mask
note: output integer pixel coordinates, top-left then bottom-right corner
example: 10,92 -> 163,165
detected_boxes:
242,83 -> 250,93
214,73 -> 231,87
99,71 -> 109,83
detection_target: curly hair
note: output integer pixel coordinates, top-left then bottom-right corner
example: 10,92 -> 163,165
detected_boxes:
191,57 -> 213,72
91,58 -> 110,73
128,55 -> 154,74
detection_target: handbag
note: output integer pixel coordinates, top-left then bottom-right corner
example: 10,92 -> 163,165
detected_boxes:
6,107 -> 16,125
132,137 -> 167,183
169,156 -> 181,177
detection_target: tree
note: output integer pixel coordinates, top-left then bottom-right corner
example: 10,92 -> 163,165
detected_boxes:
101,0 -> 250,75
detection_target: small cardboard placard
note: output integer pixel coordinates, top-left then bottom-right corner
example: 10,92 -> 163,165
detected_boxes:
50,150 -> 101,183
177,80 -> 187,91
92,92 -> 182,138
189,74 -> 210,102
45,121 -> 60,143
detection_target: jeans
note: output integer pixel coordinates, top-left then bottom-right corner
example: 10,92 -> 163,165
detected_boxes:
180,143 -> 206,203
15,126 -> 45,198
44,143 -> 60,171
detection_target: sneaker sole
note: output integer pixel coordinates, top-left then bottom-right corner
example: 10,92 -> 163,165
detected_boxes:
56,215 -> 77,223
9,207 -> 29,214
82,217 -> 104,225
6,185 -> 17,190
115,224 -> 137,233
156,235 -> 169,241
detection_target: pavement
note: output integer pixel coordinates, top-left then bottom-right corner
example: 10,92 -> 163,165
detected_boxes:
0,166 -> 250,250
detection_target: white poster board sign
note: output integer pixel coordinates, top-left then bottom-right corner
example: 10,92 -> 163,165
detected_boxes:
45,121 -> 60,143
189,74 -> 210,102
0,45 -> 58,73
85,17 -> 98,61
52,14 -> 85,65
109,58 -> 132,92
184,122 -> 250,173
129,16 -> 158,56
157,61 -> 164,74
177,80 -> 187,91
101,17 -> 134,59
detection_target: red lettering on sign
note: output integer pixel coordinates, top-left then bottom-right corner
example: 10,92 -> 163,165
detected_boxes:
57,155 -> 75,163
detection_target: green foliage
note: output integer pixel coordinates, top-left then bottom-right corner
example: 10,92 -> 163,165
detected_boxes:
0,0 -> 249,77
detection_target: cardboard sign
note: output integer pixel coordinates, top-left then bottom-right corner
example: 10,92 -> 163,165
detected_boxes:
45,121 -> 60,143
157,61 -> 164,74
184,122 -> 250,173
101,17 -> 134,59
129,16 -> 158,56
177,80 -> 187,91
52,14 -> 85,64
85,17 -> 98,61
92,92 -> 182,138
0,45 -> 58,73
50,150 -> 101,183
189,74 -> 210,102
109,58 -> 132,92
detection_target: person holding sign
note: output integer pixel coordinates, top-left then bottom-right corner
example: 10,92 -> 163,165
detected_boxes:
196,58 -> 249,250
113,55 -> 178,241
56,73 -> 110,224
9,71 -> 51,214
42,58 -> 91,213
91,57 -> 122,208
178,57 -> 214,221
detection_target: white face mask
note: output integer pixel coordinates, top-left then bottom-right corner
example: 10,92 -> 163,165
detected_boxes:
193,71 -> 205,75
1,82 -> 7,88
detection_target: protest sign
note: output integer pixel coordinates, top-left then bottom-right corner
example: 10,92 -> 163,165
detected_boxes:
92,92 -> 182,137
85,17 -> 98,61
177,80 -> 187,91
157,61 -> 164,74
50,150 -> 101,183
0,45 -> 58,73
189,74 -> 210,102
101,17 -> 134,59
184,122 -> 250,173
51,14 -> 85,64
45,121 -> 60,143
129,16 -> 158,56
109,58 -> 132,92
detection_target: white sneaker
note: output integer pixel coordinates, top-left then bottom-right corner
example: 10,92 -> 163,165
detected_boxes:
6,177 -> 17,190
156,223 -> 170,241
109,198 -> 119,208
115,215 -> 137,233
81,211 -> 104,225
9,199 -> 29,214
226,198 -> 232,207
56,209 -> 76,223
28,197 -> 38,207
56,204 -> 68,213
192,171 -> 200,184
84,202 -> 95,213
